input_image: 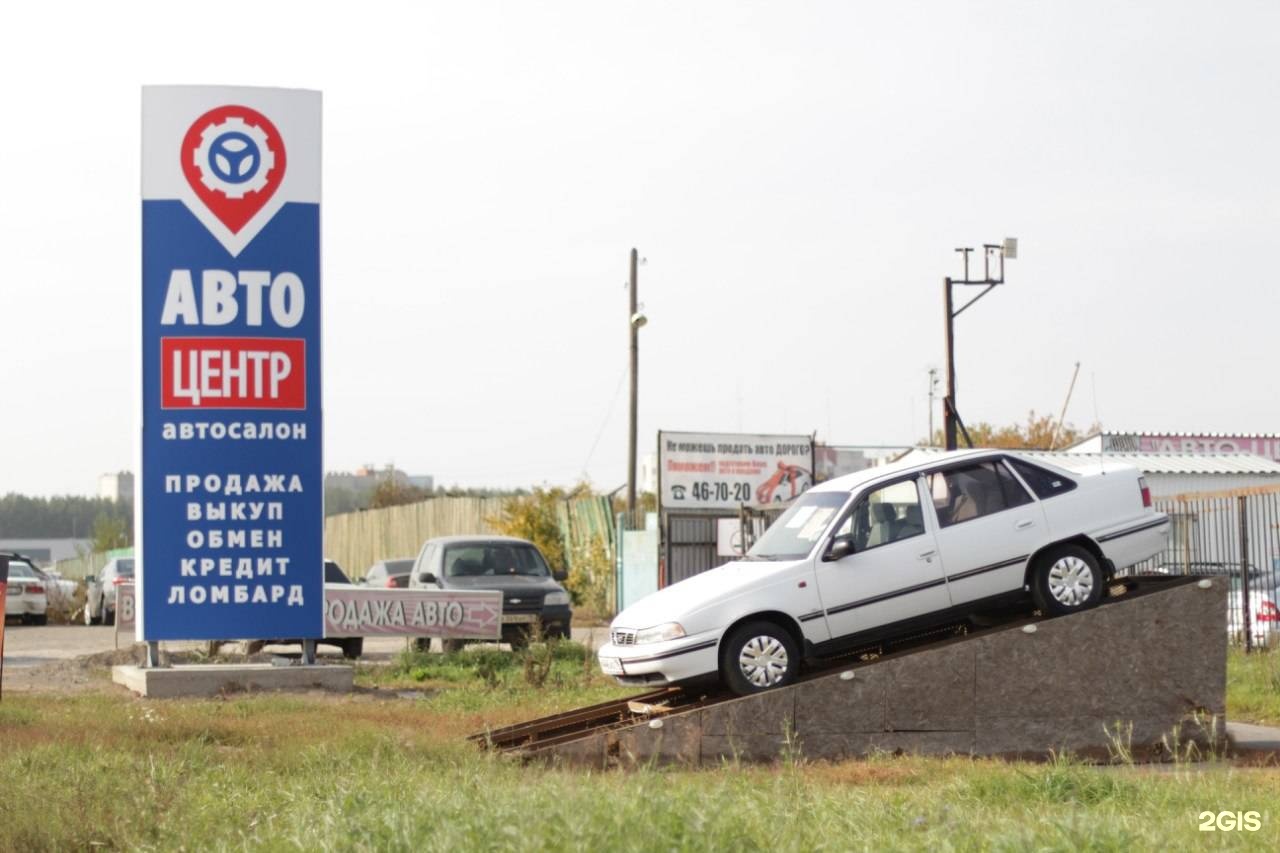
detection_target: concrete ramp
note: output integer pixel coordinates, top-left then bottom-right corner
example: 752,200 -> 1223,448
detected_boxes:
530,577 -> 1226,767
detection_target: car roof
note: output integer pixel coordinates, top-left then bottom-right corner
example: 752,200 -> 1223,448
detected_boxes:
808,448 -> 999,494
423,535 -> 537,546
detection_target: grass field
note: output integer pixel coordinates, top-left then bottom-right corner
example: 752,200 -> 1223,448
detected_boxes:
1,643 -> 1279,851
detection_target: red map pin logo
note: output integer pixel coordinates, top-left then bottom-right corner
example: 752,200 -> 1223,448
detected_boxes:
180,105 -> 287,234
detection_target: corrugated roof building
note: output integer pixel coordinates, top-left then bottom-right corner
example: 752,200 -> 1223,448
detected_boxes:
893,448 -> 1280,498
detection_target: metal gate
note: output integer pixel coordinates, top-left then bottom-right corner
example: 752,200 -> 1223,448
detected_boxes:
1129,488 -> 1280,649
663,506 -> 790,586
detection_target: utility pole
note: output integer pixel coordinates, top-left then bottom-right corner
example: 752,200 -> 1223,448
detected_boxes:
943,239 -> 1017,450
626,248 -> 640,514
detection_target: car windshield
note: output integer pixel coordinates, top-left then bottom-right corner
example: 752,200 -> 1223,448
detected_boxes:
443,544 -> 550,578
747,491 -> 851,560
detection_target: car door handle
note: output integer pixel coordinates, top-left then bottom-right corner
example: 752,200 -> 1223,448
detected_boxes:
1015,519 -> 1035,530
918,550 -> 937,562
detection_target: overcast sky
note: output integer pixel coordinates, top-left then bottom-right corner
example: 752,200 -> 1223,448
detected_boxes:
2,1 -> 1276,496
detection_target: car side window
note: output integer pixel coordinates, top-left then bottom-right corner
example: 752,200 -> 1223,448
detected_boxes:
928,461 -> 1033,528
844,479 -> 925,551
1007,458 -> 1078,499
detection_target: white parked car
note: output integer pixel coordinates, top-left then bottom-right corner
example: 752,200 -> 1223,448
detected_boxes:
1229,590 -> 1279,648
599,449 -> 1170,695
3,556 -> 50,625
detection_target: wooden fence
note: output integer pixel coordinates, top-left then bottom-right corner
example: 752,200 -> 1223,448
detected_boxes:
324,495 -> 617,579
323,497 -> 507,576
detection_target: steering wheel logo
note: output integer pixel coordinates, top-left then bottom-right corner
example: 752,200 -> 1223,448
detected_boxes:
207,130 -> 261,186
180,104 -> 287,235
190,115 -> 276,200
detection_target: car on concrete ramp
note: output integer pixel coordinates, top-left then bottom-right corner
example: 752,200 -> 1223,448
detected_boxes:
600,449 -> 1170,695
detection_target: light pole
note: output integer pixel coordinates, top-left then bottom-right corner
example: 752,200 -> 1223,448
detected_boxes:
943,238 -> 1017,450
626,248 -> 647,514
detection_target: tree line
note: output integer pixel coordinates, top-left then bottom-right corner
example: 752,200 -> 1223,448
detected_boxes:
0,494 -> 133,550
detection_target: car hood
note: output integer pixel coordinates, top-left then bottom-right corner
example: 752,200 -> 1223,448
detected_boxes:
442,574 -> 564,594
613,557 -> 803,630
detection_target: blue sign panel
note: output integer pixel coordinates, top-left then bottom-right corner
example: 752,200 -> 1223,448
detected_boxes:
139,87 -> 322,641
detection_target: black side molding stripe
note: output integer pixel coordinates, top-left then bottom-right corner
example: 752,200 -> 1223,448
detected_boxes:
620,640 -> 717,664
1097,518 -> 1168,543
798,610 -> 825,622
945,555 -> 1028,583
825,577 -> 948,616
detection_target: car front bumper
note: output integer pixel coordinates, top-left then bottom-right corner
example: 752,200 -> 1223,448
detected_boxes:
499,605 -> 572,641
597,631 -> 720,685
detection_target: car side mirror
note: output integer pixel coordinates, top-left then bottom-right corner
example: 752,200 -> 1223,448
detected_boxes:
552,570 -> 568,582
823,536 -> 856,562
418,572 -> 436,585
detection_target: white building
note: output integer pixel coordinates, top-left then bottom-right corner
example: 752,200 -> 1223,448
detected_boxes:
1063,431 -> 1280,464
99,471 -> 134,502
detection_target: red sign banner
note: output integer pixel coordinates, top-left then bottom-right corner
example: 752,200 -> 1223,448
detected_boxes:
161,336 -> 306,409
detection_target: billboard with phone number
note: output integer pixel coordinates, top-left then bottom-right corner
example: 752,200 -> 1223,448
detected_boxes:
658,431 -> 814,511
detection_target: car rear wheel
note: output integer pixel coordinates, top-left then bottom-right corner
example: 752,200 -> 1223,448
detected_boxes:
721,620 -> 799,696
1031,545 -> 1104,616
441,639 -> 467,654
84,598 -> 100,625
341,638 -> 363,660
102,607 -> 115,627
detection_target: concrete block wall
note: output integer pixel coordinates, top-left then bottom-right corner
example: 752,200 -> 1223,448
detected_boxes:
532,578 -> 1226,768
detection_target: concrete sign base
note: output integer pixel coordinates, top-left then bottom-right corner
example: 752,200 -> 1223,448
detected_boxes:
113,663 -> 353,698
533,578 -> 1227,767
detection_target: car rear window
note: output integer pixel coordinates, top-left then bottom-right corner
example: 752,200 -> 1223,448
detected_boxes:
324,561 -> 352,584
1007,459 -> 1078,499
117,559 -> 136,575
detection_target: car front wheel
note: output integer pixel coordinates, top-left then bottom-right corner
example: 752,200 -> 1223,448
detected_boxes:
1031,545 -> 1104,617
721,620 -> 799,696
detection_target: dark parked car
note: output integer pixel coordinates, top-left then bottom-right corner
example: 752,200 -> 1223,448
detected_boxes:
248,560 -> 364,659
362,558 -> 415,589
408,535 -> 572,652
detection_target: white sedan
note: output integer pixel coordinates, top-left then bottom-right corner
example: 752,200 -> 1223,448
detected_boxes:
1229,590 -> 1279,648
3,558 -> 49,625
600,449 -> 1169,694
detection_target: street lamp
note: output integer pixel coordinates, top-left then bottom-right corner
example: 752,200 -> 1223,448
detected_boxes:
943,238 -> 1017,451
626,248 -> 642,513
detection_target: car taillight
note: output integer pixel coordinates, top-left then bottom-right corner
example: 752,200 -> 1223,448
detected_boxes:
386,577 -> 397,588
112,576 -> 130,586
25,584 -> 44,595
1138,477 -> 1152,508
1257,601 -> 1279,623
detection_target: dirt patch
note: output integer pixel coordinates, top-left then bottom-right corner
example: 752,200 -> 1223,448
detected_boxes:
1,648 -> 141,694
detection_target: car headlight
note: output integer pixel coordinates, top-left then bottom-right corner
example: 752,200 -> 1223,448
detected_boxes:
544,591 -> 571,606
634,622 -> 686,644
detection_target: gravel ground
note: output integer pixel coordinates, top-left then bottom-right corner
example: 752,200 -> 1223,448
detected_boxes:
0,622 -> 610,693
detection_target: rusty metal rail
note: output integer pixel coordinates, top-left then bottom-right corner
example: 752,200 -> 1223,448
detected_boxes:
471,576 -> 1196,756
